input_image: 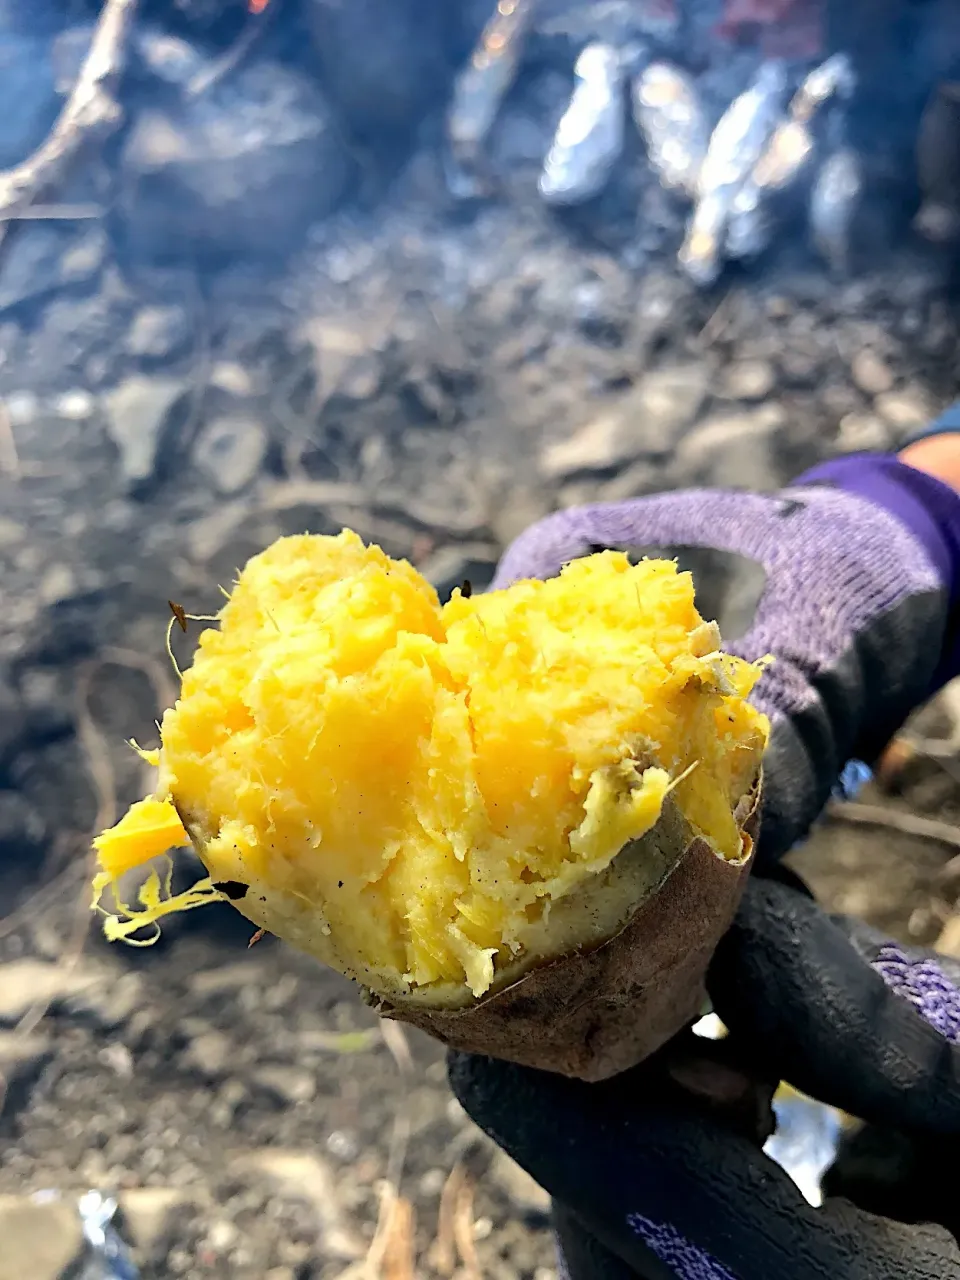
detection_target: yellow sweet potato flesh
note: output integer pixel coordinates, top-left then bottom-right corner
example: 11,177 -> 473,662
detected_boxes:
92,530 -> 768,999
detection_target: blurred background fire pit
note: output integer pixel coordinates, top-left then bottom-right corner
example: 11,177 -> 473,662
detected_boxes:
3,1 -> 960,1277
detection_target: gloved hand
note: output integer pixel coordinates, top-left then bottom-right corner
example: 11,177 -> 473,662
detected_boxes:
449,446 -> 960,1280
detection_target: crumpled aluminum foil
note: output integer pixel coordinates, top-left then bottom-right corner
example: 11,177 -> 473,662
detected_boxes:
629,51 -> 858,284
632,60 -> 708,200
539,42 -> 627,205
724,54 -> 859,265
457,12 -> 863,283
445,0 -> 537,197
688,1023 -> 848,1207
725,118 -> 815,259
77,1190 -> 140,1280
678,189 -> 728,286
697,59 -> 788,200
26,1189 -> 140,1278
764,1086 -> 846,1208
809,146 -> 863,273
678,59 -> 787,282
790,52 -> 856,124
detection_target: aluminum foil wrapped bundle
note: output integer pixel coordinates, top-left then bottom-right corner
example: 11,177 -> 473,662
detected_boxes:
790,52 -> 855,124
725,117 -> 815,259
685,54 -> 860,281
632,60 -> 708,199
539,43 -> 627,206
678,190 -> 728,286
445,0 -> 536,197
696,59 -> 788,201
752,117 -> 817,193
680,59 -> 787,283
724,188 -> 772,261
725,54 -> 858,263
809,146 -> 863,273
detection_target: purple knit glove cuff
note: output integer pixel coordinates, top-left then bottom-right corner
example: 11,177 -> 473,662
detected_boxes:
797,455 -> 960,689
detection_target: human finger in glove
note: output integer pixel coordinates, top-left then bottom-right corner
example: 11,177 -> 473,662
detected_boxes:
450,421 -> 960,1280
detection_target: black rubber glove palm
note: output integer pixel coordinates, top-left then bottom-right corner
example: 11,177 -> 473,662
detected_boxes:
449,457 -> 960,1280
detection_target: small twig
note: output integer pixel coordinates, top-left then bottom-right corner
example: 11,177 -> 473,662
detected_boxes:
0,0 -> 137,243
428,1164 -> 466,1277
380,1191 -> 417,1280
379,1021 -> 414,1195
362,1023 -> 415,1280
452,1169 -> 482,1280
430,1162 -> 481,1280
900,681 -> 960,762
363,1184 -> 417,1280
6,203 -> 105,221
428,1161 -> 482,1280
827,798 -> 960,854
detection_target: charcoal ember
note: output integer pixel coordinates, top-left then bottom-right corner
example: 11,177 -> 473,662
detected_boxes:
305,0 -> 454,146
192,415 -> 268,497
118,59 -> 353,263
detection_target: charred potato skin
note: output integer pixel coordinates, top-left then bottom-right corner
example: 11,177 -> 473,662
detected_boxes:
373,777 -> 761,1083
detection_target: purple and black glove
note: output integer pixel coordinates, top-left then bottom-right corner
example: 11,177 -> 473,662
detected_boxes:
449,440 -> 960,1280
